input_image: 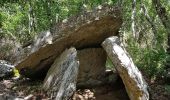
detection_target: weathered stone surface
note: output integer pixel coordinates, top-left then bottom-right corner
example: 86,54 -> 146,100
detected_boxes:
43,47 -> 79,100
77,48 -> 107,87
0,60 -> 14,78
32,30 -> 53,53
0,38 -> 21,63
15,5 -> 122,77
13,31 -> 53,69
102,36 -> 149,100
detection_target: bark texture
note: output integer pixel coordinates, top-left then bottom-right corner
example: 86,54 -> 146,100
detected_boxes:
43,47 -> 79,100
15,5 -> 122,78
102,36 -> 149,100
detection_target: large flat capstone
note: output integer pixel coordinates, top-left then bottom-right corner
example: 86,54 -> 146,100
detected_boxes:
15,5 -> 122,78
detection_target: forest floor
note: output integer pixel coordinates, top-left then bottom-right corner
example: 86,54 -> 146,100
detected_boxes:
0,76 -> 170,100
0,77 -> 129,100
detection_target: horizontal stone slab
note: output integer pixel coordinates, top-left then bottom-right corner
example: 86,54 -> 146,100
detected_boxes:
15,5 -> 122,78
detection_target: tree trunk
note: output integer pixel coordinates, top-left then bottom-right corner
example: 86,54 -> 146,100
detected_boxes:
102,36 -> 149,100
28,0 -> 36,34
44,0 -> 53,32
140,2 -> 157,45
43,47 -> 79,100
28,1 -> 31,35
131,0 -> 137,39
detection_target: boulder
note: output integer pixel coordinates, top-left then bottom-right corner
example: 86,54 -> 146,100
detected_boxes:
32,30 -> 53,52
102,36 -> 149,100
0,60 -> 14,79
43,47 -> 79,100
13,30 -> 52,67
77,48 -> 107,87
0,38 -> 21,63
15,5 -> 122,78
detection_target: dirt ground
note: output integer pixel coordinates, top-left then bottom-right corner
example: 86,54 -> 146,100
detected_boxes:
0,77 -> 169,100
73,79 -> 129,100
0,77 -> 129,100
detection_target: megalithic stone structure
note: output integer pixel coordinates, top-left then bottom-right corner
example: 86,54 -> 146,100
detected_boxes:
15,5 -> 122,78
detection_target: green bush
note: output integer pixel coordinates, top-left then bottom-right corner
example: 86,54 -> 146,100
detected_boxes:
125,35 -> 167,79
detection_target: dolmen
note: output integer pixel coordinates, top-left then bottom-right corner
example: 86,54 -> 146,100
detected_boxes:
14,4 -> 149,100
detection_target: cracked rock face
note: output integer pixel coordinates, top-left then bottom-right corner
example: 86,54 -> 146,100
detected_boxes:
43,47 -> 79,100
0,60 -> 14,78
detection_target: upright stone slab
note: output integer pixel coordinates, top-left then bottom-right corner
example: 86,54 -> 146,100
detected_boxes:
77,48 -> 106,87
43,47 -> 79,100
102,36 -> 149,100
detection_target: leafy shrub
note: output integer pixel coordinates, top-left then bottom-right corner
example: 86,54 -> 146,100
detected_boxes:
125,35 -> 167,79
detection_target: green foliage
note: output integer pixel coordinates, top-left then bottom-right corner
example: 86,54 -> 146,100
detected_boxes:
121,0 -> 169,79
164,84 -> 170,93
106,58 -> 114,70
0,0 -> 116,44
127,41 -> 167,78
0,2 -> 31,42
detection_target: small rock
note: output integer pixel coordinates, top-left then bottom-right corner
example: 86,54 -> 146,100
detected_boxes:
0,60 -> 14,79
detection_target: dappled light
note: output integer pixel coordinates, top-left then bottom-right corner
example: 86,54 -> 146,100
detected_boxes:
0,0 -> 170,100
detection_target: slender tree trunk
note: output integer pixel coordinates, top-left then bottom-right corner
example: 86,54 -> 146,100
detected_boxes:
28,1 -> 36,34
152,0 -> 170,68
28,1 -> 31,35
140,1 -> 157,45
131,0 -> 137,39
45,0 -> 53,31
50,0 -> 60,33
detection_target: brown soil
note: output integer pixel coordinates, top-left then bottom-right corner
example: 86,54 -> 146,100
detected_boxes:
0,77 -> 170,100
0,77 -> 129,100
73,80 -> 129,100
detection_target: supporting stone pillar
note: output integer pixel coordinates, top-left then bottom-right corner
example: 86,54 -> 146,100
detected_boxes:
43,47 -> 79,100
77,48 -> 107,88
102,36 -> 149,100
